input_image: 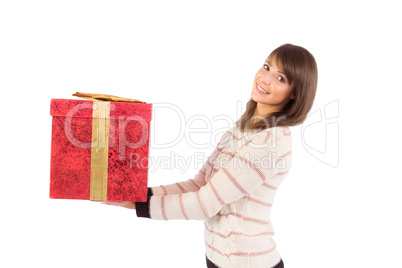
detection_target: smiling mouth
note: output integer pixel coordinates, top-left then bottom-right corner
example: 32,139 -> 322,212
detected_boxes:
257,84 -> 269,94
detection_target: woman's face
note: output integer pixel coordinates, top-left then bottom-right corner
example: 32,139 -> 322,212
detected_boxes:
251,57 -> 295,116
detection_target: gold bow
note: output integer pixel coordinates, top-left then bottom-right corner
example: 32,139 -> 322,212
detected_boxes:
72,92 -> 146,103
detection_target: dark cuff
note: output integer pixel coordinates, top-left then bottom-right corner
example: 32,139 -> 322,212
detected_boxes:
135,187 -> 154,218
147,187 -> 154,197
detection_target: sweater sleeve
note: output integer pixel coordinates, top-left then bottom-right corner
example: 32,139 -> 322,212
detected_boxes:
134,152 -> 213,218
136,128 -> 291,220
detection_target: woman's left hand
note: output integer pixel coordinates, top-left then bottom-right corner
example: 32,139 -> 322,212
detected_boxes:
100,201 -> 136,210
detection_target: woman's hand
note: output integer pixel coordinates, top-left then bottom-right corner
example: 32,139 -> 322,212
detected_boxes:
100,201 -> 136,210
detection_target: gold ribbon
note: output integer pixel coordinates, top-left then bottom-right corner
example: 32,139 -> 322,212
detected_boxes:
72,92 -> 146,103
90,101 -> 110,201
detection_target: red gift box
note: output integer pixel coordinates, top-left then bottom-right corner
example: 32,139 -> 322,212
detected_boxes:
49,93 -> 152,202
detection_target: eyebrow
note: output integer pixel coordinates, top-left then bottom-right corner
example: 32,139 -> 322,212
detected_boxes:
265,60 -> 286,76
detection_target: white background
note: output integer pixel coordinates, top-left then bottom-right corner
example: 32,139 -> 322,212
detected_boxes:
1,1 -> 401,267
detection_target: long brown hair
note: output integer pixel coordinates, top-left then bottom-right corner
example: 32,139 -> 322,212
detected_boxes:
235,43 -> 318,132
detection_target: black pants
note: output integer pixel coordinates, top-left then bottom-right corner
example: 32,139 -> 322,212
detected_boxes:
206,256 -> 284,268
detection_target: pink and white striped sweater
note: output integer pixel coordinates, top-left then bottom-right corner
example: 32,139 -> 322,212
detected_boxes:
135,124 -> 292,268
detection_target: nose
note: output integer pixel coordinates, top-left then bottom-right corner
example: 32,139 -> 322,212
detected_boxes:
260,74 -> 272,86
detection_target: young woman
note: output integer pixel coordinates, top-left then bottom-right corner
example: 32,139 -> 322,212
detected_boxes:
102,43 -> 318,268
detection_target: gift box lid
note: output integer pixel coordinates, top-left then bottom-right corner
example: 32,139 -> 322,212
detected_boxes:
50,98 -> 152,121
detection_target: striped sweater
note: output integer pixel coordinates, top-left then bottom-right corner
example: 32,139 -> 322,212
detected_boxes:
135,124 -> 292,268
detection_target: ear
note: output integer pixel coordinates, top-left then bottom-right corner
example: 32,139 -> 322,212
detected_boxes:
289,92 -> 296,100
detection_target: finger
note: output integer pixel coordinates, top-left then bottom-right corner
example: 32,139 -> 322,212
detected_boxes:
101,201 -> 121,206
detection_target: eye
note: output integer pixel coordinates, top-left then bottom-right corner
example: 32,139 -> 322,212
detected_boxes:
263,64 -> 269,71
277,76 -> 286,83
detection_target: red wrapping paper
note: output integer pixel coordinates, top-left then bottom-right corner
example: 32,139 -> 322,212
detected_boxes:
49,98 -> 152,202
